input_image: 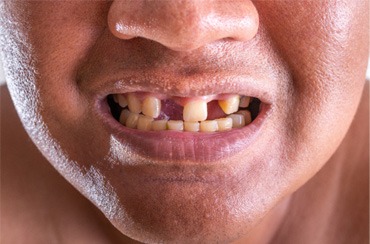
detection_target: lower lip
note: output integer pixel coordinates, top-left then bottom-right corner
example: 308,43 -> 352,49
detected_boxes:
96,100 -> 271,164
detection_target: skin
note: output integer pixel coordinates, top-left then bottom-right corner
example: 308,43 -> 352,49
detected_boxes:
0,0 -> 368,243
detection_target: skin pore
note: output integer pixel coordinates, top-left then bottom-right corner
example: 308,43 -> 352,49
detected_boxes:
0,0 -> 369,243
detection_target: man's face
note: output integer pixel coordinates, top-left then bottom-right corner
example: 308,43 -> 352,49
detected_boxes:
0,0 -> 368,242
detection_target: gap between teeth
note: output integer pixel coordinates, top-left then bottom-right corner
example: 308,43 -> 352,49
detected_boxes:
114,93 -> 253,132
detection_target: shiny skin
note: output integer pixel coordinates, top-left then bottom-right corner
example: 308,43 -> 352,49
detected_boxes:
0,0 -> 368,243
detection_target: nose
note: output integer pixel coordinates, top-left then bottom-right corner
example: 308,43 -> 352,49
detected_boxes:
108,0 -> 259,51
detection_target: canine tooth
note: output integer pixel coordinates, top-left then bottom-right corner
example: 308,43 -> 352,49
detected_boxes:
184,121 -> 200,132
118,95 -> 128,108
137,115 -> 154,131
119,109 -> 130,125
237,110 -> 252,124
167,120 -> 184,131
125,112 -> 140,129
152,120 -> 168,131
239,96 -> 251,108
216,118 -> 233,131
200,120 -> 218,132
127,93 -> 142,113
183,100 -> 207,122
142,96 -> 161,118
227,114 -> 245,128
218,95 -> 240,114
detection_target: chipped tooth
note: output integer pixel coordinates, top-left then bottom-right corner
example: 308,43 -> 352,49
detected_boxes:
200,120 -> 218,132
239,96 -> 251,108
125,112 -> 140,129
142,96 -> 161,118
167,120 -> 184,131
183,100 -> 207,122
218,95 -> 240,114
184,121 -> 200,132
152,120 -> 168,131
137,115 -> 154,131
227,114 -> 245,128
117,95 -> 128,108
127,93 -> 142,113
237,110 -> 252,125
119,109 -> 130,125
216,118 -> 233,131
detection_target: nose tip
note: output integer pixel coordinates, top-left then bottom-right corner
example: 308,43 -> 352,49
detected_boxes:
108,0 -> 259,51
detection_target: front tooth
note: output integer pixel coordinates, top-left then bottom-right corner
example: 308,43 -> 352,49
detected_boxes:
137,115 -> 154,131
216,118 -> 233,131
237,110 -> 252,125
227,114 -> 245,128
142,96 -> 161,118
167,120 -> 184,131
127,93 -> 142,113
183,100 -> 207,122
119,109 -> 130,125
184,121 -> 200,132
200,120 -> 218,132
218,95 -> 240,114
152,120 -> 168,131
118,95 -> 128,108
239,96 -> 250,108
125,112 -> 140,128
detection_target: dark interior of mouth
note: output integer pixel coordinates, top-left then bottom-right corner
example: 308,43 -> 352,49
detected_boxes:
107,94 -> 261,124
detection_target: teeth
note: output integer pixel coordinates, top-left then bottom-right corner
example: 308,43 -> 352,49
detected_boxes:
152,120 -> 168,131
184,121 -> 200,132
117,95 -> 128,108
218,95 -> 240,114
142,96 -> 161,118
113,94 -> 119,103
167,120 -> 184,131
125,112 -> 140,129
119,109 -> 130,125
127,93 -> 142,114
137,115 -> 154,131
200,120 -> 218,132
237,110 -> 252,125
227,114 -> 245,128
183,100 -> 208,122
216,118 -> 233,131
239,96 -> 250,108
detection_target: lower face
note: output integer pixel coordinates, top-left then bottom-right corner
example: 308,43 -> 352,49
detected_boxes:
1,0 -> 368,243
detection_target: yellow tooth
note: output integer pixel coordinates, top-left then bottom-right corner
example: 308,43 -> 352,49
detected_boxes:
137,115 -> 154,131
127,93 -> 142,113
218,95 -> 240,114
167,120 -> 184,131
119,109 -> 130,125
183,100 -> 207,122
125,112 -> 140,129
200,120 -> 218,132
117,95 -> 128,108
184,121 -> 200,132
152,120 -> 168,131
216,118 -> 233,131
227,114 -> 245,128
237,110 -> 252,125
113,94 -> 119,103
239,96 -> 250,108
142,96 -> 161,118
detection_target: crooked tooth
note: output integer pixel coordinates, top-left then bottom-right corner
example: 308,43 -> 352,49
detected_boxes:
142,96 -> 161,118
127,93 -> 142,113
239,96 -> 250,108
216,118 -> 233,131
200,120 -> 218,132
117,95 -> 128,108
137,115 -> 154,131
152,120 -> 168,131
167,120 -> 184,131
125,112 -> 140,129
227,114 -> 245,128
184,121 -> 200,132
218,95 -> 240,114
183,100 -> 207,122
237,110 -> 252,125
119,109 -> 130,125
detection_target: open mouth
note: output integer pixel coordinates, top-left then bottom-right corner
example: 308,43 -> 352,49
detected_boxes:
107,92 -> 261,132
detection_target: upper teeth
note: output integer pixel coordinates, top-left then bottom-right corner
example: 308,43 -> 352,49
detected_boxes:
112,93 -> 254,132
